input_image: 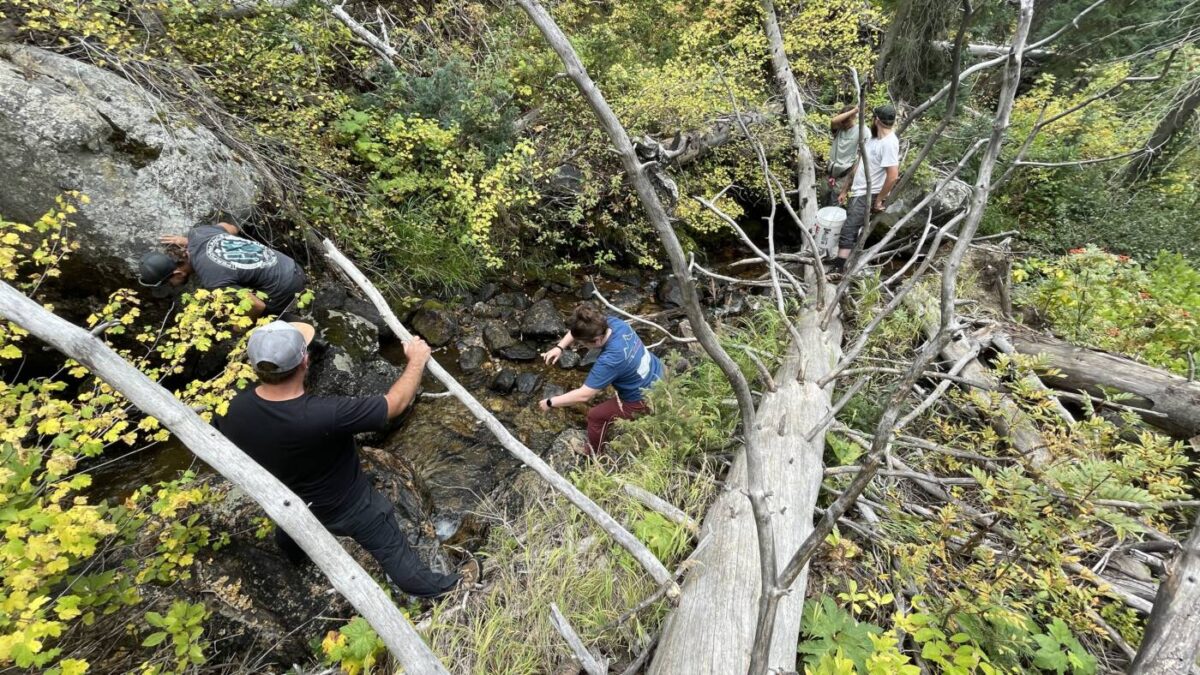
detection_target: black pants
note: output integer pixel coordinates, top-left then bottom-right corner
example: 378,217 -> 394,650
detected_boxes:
276,486 -> 460,598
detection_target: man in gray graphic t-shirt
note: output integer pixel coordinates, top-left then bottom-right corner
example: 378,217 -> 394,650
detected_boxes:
138,223 -> 306,318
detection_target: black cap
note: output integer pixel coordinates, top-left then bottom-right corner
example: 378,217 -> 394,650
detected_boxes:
874,104 -> 897,125
138,252 -> 177,287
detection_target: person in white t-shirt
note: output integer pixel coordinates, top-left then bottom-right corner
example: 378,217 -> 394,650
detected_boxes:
834,105 -> 900,274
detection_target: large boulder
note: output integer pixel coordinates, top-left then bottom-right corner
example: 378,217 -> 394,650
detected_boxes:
410,304 -> 458,347
875,171 -> 971,230
0,44 -> 260,284
520,299 -> 567,339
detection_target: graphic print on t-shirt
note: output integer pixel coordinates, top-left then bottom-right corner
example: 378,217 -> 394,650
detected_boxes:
205,234 -> 278,271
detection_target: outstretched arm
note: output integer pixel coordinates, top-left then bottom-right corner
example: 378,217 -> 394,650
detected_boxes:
540,330 -> 576,365
539,384 -> 600,411
384,338 -> 432,419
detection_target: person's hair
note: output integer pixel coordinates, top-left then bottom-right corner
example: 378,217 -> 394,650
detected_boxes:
568,302 -> 608,342
255,361 -> 302,385
163,244 -> 188,267
834,104 -> 858,131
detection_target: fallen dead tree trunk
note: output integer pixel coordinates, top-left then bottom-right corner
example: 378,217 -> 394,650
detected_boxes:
0,282 -> 449,674
1004,327 -> 1200,438
650,297 -> 842,674
907,286 -> 1052,467
1129,511 -> 1200,674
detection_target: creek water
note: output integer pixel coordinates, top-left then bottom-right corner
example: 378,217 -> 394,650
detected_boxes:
82,275 -> 683,547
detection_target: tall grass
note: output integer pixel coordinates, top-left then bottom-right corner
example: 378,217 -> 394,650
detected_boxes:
424,308 -> 790,673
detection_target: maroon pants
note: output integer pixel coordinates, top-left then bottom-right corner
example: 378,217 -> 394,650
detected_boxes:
586,398 -> 649,454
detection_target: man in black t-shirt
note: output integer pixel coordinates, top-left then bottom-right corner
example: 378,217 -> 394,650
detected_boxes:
138,223 -> 306,318
217,320 -> 476,598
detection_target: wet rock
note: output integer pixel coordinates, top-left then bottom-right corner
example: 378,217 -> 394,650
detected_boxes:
493,291 -> 531,310
482,320 -> 516,352
515,372 -> 543,395
580,348 -> 602,368
496,342 -> 538,361
0,45 -> 261,286
531,286 -> 548,303
472,301 -> 501,319
315,308 -> 379,362
410,304 -> 457,347
520,299 -> 567,339
308,346 -> 400,401
558,349 -> 581,369
542,384 -> 566,401
656,275 -> 685,308
489,369 -> 517,393
578,281 -> 597,300
477,282 -> 499,303
457,346 -> 487,372
608,287 -> 642,312
546,429 -> 589,466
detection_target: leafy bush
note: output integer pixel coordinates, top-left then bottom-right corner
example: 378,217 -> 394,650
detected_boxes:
1015,246 -> 1200,374
0,198 -> 251,672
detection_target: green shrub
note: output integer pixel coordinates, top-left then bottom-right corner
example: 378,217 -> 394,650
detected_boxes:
1015,247 -> 1200,374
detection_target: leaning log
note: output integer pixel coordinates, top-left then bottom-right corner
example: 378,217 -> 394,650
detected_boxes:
1129,511 -> 1200,674
1004,327 -> 1200,438
0,282 -> 448,674
908,286 -> 1051,467
323,239 -> 674,590
649,302 -> 842,674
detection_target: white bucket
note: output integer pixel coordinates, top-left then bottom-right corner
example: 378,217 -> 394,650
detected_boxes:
814,206 -> 846,258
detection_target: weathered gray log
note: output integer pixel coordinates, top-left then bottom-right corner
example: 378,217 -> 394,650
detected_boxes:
1004,328 -> 1200,438
621,482 -> 699,534
323,239 -> 674,590
1129,511 -> 1200,674
0,281 -> 448,674
908,287 -> 1051,467
550,603 -> 608,675
649,304 -> 842,674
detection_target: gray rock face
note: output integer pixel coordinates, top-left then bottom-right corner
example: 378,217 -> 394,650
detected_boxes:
876,172 -> 971,230
496,342 -> 538,361
410,305 -> 457,347
457,346 -> 487,372
656,275 -> 684,308
483,321 -> 516,352
515,372 -> 542,395
493,292 -> 531,310
0,45 -> 261,282
520,299 -> 567,339
314,308 -> 379,362
489,369 -> 516,393
558,349 -> 581,369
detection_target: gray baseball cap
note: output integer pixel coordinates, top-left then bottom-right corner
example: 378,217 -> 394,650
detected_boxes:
247,321 -> 315,373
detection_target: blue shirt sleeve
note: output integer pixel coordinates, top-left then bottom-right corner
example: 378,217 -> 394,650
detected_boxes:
584,353 -> 621,390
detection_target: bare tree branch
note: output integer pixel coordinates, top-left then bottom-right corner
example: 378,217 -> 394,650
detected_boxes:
0,281 -> 449,674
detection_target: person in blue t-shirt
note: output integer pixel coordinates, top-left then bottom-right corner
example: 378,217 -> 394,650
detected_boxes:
539,302 -> 663,454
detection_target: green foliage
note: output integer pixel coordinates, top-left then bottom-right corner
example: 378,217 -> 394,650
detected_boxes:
139,601 -> 209,674
0,201 -> 247,672
1016,246 -> 1200,374
320,616 -> 387,675
799,595 -> 883,670
1030,619 -> 1097,675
